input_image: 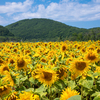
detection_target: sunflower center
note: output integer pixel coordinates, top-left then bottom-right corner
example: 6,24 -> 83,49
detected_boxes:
0,86 -> 7,93
75,61 -> 86,70
57,69 -> 64,78
62,46 -> 66,51
87,54 -> 96,60
0,59 -> 3,64
17,59 -> 25,67
82,48 -> 85,52
13,49 -> 17,53
10,59 -> 15,64
3,66 -> 9,71
25,50 -> 30,54
41,58 -> 46,63
97,49 -> 100,53
43,71 -> 52,81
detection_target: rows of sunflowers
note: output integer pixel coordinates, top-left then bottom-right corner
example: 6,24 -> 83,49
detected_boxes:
0,40 -> 100,100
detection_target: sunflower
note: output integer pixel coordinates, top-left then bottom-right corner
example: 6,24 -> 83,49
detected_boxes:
36,68 -> 58,87
8,55 -> 16,67
2,71 -> 14,87
13,48 -> 18,53
60,87 -> 79,100
0,85 -> 11,97
4,92 -> 17,100
17,91 -> 40,100
80,47 -> 86,53
0,64 -> 9,75
69,59 -> 90,79
61,43 -> 68,53
84,50 -> 99,63
40,57 -> 47,63
94,66 -> 100,76
15,56 -> 28,70
86,44 -> 95,51
0,57 -> 4,65
56,66 -> 67,80
96,48 -> 100,54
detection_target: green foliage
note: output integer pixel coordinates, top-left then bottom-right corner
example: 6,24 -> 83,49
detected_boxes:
0,25 -> 19,42
5,18 -> 89,42
0,25 -> 14,36
0,18 -> 99,42
68,95 -> 81,100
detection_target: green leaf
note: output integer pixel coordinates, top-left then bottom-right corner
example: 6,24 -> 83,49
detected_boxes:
41,97 -> 49,100
93,72 -> 100,77
25,88 -> 34,92
58,79 -> 66,89
35,84 -> 47,97
93,96 -> 100,100
97,81 -> 100,83
79,76 -> 94,89
54,98 -> 60,100
54,82 -> 62,90
68,95 -> 81,100
16,86 -> 26,91
68,80 -> 76,90
20,76 -> 28,82
29,77 -> 35,84
91,92 -> 100,97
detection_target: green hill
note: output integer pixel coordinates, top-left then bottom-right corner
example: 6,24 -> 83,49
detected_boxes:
5,18 -> 100,41
0,25 -> 14,36
0,25 -> 16,42
5,18 -> 89,41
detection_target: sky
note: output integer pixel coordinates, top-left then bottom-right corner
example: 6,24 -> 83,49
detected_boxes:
0,0 -> 100,29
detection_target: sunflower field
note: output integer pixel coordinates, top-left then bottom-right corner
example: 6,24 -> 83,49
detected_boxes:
0,40 -> 100,100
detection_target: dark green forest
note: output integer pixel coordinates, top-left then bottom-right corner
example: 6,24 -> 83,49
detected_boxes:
0,25 -> 21,42
0,18 -> 100,42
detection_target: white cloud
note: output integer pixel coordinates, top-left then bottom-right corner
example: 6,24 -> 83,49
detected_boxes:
0,0 -> 100,25
0,0 -> 33,15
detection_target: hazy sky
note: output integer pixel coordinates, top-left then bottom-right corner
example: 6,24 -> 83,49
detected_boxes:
0,0 -> 100,29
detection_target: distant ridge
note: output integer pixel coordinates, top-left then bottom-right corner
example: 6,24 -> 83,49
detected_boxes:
0,25 -> 14,36
0,25 -> 15,42
5,18 -> 100,41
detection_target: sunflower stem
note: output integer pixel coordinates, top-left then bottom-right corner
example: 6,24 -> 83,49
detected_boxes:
90,95 -> 92,100
81,85 -> 83,99
49,86 -> 52,100
86,95 -> 88,100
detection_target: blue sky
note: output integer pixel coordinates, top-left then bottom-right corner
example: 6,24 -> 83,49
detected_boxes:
0,0 -> 100,29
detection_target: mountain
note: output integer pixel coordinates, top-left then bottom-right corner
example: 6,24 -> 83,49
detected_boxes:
0,25 -> 15,42
0,25 -> 14,36
5,18 -> 90,42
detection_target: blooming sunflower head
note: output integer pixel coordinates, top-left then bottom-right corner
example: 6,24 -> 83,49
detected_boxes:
56,66 -> 67,80
0,64 -> 9,75
37,68 -> 58,87
17,91 -> 40,100
69,59 -> 90,79
40,57 -> 47,63
4,92 -> 17,100
60,87 -> 79,100
61,43 -> 68,52
85,50 -> 99,63
2,71 -> 14,87
96,48 -> 100,54
0,85 -> 11,97
0,57 -> 4,65
15,57 -> 28,70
